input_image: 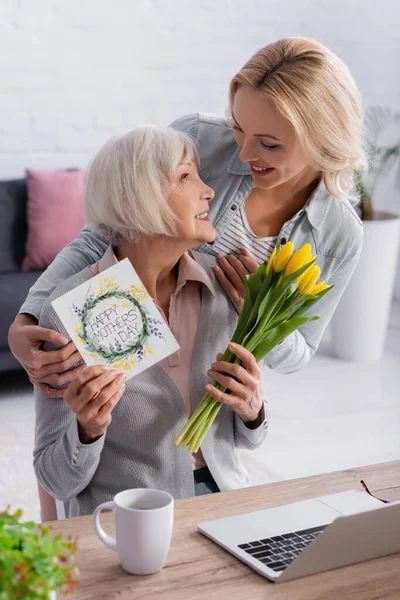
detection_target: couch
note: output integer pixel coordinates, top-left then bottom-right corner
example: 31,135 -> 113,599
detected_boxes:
0,178 -> 44,372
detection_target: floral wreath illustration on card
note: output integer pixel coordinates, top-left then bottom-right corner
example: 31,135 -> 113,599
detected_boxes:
71,276 -> 166,370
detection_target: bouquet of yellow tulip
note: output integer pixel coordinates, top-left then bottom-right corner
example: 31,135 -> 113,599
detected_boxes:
175,242 -> 333,453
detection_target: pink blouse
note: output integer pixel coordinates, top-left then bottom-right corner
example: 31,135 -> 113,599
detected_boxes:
91,246 -> 216,470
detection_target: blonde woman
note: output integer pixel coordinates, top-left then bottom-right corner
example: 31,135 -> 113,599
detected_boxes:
10,37 -> 365,395
34,126 -> 268,514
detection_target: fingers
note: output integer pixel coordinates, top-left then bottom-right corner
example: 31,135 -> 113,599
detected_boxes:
97,385 -> 126,419
30,341 -> 78,375
75,368 -> 125,416
64,365 -> 109,407
207,343 -> 261,405
75,364 -> 110,388
82,368 -> 121,395
74,370 -> 126,441
90,373 -> 126,410
226,255 -> 250,282
31,363 -> 85,390
208,359 -> 258,398
30,347 -> 82,380
10,323 -> 70,373
207,368 -> 248,400
87,387 -> 125,432
30,326 -> 69,347
36,382 -> 65,399
205,383 -> 244,411
206,342 -> 263,424
83,373 -> 126,420
206,381 -> 262,424
28,341 -> 84,395
238,248 -> 259,273
213,264 -> 243,313
212,251 -> 259,314
208,359 -> 251,386
216,255 -> 247,296
227,342 -> 261,377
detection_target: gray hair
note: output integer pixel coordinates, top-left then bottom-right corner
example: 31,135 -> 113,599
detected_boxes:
85,125 -> 199,244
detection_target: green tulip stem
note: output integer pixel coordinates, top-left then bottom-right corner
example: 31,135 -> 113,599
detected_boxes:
187,399 -> 219,452
175,394 -> 211,446
190,402 -> 221,453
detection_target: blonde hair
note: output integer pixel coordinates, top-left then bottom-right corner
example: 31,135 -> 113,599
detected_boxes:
228,37 -> 367,200
85,125 -> 199,244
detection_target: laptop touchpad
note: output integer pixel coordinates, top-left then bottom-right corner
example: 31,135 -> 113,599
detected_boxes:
318,490 -> 384,515
242,499 -> 340,540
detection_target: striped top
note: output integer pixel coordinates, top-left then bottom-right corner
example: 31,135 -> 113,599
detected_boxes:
212,205 -> 277,264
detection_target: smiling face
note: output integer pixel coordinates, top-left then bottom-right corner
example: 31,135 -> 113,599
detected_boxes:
232,85 -> 317,191
166,161 -> 216,246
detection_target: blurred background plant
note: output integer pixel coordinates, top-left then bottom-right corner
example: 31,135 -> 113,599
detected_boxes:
0,506 -> 79,600
356,106 -> 400,220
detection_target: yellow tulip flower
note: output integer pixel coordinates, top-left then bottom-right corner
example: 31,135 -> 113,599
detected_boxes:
273,241 -> 295,272
309,281 -> 329,295
265,246 -> 277,275
285,243 -> 314,276
293,250 -> 314,283
298,265 -> 321,294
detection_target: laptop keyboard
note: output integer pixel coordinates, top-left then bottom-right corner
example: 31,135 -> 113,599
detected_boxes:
237,524 -> 328,572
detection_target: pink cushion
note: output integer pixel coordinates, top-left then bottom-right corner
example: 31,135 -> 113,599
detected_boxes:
22,169 -> 86,271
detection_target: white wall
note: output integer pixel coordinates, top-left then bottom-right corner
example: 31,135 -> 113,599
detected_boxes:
1,0 -> 400,293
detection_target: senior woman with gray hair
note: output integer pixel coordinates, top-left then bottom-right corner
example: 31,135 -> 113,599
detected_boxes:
33,126 -> 269,517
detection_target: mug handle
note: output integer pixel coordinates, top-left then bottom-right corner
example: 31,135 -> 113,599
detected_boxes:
93,501 -> 117,552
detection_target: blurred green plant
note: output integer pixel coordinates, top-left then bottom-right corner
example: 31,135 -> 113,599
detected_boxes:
356,107 -> 400,220
0,506 -> 79,600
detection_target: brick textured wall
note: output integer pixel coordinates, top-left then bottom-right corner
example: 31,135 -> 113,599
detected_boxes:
1,0 -> 400,291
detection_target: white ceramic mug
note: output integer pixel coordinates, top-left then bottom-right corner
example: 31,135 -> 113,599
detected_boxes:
93,488 -> 174,575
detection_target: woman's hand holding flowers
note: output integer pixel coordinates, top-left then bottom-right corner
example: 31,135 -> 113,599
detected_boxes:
206,342 -> 263,425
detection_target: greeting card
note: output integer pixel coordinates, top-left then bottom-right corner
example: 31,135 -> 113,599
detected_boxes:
51,258 -> 180,380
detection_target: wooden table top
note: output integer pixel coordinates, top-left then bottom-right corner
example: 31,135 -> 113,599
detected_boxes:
54,460 -> 400,600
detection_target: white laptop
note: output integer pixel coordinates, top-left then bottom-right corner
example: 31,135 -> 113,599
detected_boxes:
198,489 -> 400,582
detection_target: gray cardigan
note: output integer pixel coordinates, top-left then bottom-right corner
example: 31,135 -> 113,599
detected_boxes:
33,252 -> 269,517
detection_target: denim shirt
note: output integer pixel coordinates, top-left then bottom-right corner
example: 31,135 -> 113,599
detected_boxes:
20,113 -> 363,374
